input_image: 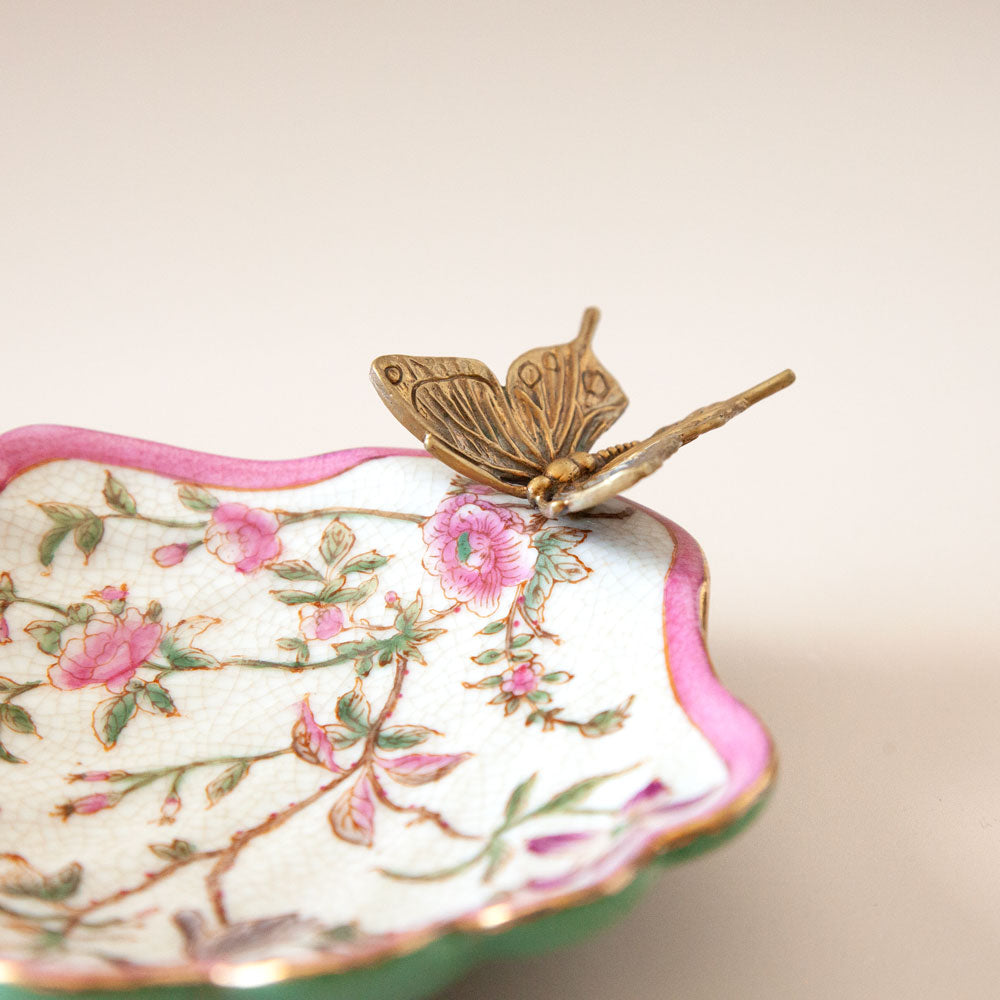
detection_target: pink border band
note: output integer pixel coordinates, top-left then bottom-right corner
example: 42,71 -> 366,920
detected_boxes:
650,505 -> 774,806
0,424 -> 426,493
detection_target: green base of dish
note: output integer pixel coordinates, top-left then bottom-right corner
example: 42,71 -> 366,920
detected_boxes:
1,793 -> 769,1000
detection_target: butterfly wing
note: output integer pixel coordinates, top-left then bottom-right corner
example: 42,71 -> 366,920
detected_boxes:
369,354 -> 542,495
535,429 -> 683,517
504,308 -> 629,464
538,367 -> 798,516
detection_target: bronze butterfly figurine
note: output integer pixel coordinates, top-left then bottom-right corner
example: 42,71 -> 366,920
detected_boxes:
371,308 -> 794,517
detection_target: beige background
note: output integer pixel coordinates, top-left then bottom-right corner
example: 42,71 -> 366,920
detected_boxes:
2,2 -> 998,998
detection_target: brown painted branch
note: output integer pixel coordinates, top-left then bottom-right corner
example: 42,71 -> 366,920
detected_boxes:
369,774 -> 477,841
206,656 -> 411,925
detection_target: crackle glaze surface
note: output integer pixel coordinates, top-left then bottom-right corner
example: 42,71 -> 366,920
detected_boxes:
0,430 -> 772,990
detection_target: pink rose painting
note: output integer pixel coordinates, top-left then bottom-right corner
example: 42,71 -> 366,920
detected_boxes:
422,493 -> 535,616
204,503 -> 281,574
49,609 -> 162,692
500,662 -> 541,696
298,605 -> 345,642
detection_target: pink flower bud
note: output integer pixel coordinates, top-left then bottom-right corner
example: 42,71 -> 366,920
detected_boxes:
384,590 -> 399,605
0,616 -> 9,645
159,793 -> 181,823
56,791 -> 122,819
93,584 -> 128,603
153,543 -> 190,568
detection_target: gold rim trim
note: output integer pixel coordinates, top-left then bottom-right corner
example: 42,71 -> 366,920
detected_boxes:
0,504 -> 777,994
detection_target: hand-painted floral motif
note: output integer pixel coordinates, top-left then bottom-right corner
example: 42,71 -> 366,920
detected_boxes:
204,502 -> 283,574
299,605 -> 346,642
48,607 -> 162,692
0,445 -> 759,992
422,492 -> 536,615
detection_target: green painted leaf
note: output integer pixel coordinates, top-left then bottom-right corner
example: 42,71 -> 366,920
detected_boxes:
394,595 -> 423,635
1,862 -> 82,901
38,502 -> 91,526
579,698 -> 633,737
355,656 -> 374,678
160,637 -> 219,670
277,636 -> 308,652
456,530 -> 473,563
146,600 -> 163,623
103,472 -> 137,516
270,589 -> 318,605
73,516 -> 104,560
142,682 -> 177,715
480,620 -> 506,635
503,698 -> 520,716
149,839 -> 194,862
473,649 -> 503,666
503,773 -> 536,824
325,725 -> 364,749
464,675 -> 503,689
547,550 -> 589,583
376,725 -> 436,749
0,741 -> 25,764
336,690 -> 371,734
525,690 -> 551,703
377,646 -> 394,667
325,577 -> 378,606
532,526 -> 587,554
332,639 -> 381,661
530,772 -> 617,817
25,619 -> 66,656
319,520 -> 354,567
177,484 -> 218,512
94,692 -> 138,748
206,761 -> 249,805
542,671 -> 572,684
1,704 -> 37,735
0,572 -> 14,602
510,634 -> 532,649
483,841 -> 513,883
340,552 -> 389,574
271,560 -> 324,582
66,602 -> 95,624
38,526 -> 71,567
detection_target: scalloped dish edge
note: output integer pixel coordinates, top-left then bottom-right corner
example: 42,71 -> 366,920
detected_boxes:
0,424 -> 776,994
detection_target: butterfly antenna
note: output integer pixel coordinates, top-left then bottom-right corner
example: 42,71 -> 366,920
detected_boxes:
574,306 -> 601,348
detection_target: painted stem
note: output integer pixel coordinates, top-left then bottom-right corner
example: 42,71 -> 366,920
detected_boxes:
105,513 -> 208,531
12,596 -> 68,616
276,506 -> 425,526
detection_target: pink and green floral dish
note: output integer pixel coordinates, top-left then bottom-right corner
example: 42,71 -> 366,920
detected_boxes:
0,425 -> 775,998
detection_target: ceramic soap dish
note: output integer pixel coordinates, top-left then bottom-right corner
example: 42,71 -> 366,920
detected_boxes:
0,426 -> 775,999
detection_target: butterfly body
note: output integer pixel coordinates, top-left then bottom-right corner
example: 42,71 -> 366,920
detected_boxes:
371,309 -> 794,517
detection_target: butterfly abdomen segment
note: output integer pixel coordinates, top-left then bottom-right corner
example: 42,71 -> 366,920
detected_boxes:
526,441 -> 640,506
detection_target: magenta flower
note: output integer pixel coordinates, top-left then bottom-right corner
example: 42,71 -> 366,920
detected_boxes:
48,608 -> 162,692
153,543 -> 190,568
298,605 -> 345,641
204,503 -> 281,574
91,584 -> 128,603
500,662 -> 541,696
422,493 -> 535,616
0,616 -> 9,645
